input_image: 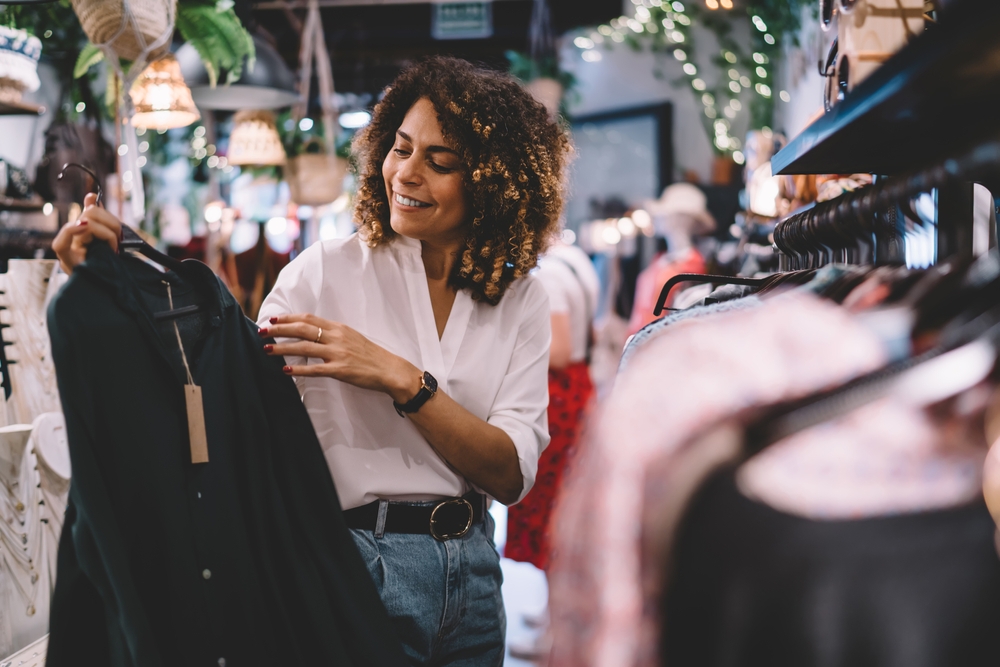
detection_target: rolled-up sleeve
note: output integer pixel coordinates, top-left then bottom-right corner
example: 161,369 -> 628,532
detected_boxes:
257,243 -> 326,372
487,280 -> 552,504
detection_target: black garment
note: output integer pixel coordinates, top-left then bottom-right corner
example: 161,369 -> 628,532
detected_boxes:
46,242 -> 407,667
662,469 -> 1000,667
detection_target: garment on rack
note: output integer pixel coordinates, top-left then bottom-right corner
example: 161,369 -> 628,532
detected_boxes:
620,296 -> 762,371
0,260 -> 65,426
662,468 -> 1000,667
46,241 -> 407,667
0,423 -> 49,659
549,292 -> 987,667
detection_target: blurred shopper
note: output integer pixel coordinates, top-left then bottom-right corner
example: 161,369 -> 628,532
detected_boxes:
506,238 -> 600,571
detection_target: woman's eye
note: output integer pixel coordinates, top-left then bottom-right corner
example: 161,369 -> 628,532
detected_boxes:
430,162 -> 454,174
393,148 -> 409,157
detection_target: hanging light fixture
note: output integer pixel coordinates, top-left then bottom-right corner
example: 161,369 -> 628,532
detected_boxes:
129,54 -> 201,130
177,34 -> 299,110
227,110 -> 286,166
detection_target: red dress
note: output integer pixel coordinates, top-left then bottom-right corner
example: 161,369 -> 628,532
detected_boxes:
505,361 -> 594,570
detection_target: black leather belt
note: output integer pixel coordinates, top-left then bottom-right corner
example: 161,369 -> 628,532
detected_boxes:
344,491 -> 486,541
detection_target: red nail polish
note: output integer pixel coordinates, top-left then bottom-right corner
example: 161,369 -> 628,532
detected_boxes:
77,220 -> 88,226
263,344 -> 273,353
269,317 -> 279,324
282,366 -> 292,374
258,327 -> 268,336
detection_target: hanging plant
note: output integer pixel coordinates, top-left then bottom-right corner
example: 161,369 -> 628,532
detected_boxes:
71,0 -> 254,88
575,0 -> 816,161
174,0 -> 254,87
506,49 -> 577,119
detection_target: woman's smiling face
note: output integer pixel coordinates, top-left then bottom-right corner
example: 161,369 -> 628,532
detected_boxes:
382,97 -> 469,246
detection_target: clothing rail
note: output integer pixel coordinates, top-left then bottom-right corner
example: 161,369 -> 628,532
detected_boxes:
774,139 -> 1000,270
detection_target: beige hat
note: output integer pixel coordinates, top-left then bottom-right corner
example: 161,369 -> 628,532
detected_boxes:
645,182 -> 716,236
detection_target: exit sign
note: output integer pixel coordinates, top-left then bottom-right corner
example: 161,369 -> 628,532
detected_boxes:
432,2 -> 493,40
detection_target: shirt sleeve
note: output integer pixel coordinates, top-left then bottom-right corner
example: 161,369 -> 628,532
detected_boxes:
257,241 -> 325,328
257,243 -> 325,371
487,278 -> 552,504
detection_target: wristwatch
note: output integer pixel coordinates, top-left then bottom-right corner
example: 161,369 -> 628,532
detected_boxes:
393,371 -> 438,417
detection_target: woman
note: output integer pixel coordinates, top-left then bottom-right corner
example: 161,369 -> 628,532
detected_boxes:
506,238 -> 598,572
53,56 -> 570,666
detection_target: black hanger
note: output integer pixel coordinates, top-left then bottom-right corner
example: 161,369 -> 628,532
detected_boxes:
653,273 -> 773,317
58,163 -> 205,322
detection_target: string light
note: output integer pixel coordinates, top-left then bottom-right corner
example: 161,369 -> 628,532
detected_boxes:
575,2 -> 780,159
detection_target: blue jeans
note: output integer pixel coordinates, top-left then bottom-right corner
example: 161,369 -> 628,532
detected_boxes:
350,509 -> 506,666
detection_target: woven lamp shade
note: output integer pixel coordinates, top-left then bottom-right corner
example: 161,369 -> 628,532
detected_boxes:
71,0 -> 173,62
227,110 -> 286,166
130,54 -> 200,130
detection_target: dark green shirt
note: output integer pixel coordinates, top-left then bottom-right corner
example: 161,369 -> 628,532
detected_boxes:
46,241 -> 406,667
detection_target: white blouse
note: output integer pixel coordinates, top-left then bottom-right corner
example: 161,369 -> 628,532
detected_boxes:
258,233 -> 551,510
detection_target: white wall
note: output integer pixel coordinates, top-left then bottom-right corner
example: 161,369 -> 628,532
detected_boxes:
560,17 -> 754,184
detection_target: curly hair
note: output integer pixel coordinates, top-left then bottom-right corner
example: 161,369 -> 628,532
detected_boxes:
352,56 -> 572,305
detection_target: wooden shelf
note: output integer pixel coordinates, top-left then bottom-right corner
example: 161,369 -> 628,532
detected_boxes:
773,0 -> 1000,176
0,98 -> 45,116
0,195 -> 45,212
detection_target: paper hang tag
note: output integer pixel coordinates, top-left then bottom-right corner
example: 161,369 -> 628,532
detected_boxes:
184,384 -> 210,464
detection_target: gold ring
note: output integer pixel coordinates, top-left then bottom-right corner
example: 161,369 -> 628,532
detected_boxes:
314,327 -> 323,344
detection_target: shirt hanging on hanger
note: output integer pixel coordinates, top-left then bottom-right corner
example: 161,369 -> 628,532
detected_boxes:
46,241 -> 407,667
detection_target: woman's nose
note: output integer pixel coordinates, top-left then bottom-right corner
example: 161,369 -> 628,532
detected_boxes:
395,155 -> 422,185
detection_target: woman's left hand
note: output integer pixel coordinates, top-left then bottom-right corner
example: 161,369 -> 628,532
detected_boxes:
260,314 -> 420,402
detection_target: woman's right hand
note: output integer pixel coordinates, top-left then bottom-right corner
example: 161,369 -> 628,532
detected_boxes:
52,193 -> 123,274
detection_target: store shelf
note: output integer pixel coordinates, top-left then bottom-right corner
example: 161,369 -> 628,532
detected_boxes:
0,98 -> 45,116
773,0 -> 1000,176
0,195 -> 44,212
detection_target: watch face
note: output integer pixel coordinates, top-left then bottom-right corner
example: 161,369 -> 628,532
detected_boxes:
422,371 -> 439,392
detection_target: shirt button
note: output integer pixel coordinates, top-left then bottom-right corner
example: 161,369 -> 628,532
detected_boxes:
218,659 -> 226,667
202,569 -> 212,580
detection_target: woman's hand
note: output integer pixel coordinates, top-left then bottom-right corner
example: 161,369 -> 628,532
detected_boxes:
264,312 -> 525,504
260,313 -> 422,402
51,193 -> 123,274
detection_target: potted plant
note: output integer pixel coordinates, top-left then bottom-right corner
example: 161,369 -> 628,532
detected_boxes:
506,49 -> 575,118
279,110 -> 350,206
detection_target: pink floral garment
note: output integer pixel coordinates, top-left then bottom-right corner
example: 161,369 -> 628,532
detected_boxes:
548,294 -> 890,667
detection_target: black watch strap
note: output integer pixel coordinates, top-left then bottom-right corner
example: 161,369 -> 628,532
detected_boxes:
393,371 -> 438,417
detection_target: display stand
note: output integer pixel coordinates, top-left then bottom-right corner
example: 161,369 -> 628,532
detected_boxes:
771,0 -> 996,265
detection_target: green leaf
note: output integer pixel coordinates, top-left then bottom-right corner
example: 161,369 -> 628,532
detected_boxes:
74,42 -> 104,79
176,4 -> 254,88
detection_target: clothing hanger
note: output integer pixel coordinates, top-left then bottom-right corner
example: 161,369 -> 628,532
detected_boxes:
58,163 -> 206,322
653,273 -> 773,317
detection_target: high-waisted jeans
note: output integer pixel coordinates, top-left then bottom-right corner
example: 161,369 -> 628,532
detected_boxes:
350,509 -> 505,666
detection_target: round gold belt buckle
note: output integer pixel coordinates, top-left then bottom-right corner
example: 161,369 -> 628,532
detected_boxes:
429,498 -> 474,541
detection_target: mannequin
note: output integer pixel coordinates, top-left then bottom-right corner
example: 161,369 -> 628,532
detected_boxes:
629,184 -> 716,335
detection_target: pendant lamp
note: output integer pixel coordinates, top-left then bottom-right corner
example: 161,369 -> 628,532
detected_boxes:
130,54 -> 200,130
227,110 -> 286,166
177,34 -> 299,110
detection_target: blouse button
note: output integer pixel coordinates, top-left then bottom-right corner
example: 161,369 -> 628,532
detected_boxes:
218,659 -> 226,667
202,569 -> 212,580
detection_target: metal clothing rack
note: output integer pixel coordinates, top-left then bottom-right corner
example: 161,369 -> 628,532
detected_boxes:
770,0 -> 1000,271
773,141 -> 1000,270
